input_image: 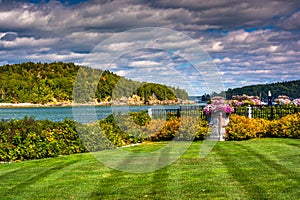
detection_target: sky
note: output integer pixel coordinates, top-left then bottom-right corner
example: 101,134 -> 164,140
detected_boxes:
0,0 -> 299,96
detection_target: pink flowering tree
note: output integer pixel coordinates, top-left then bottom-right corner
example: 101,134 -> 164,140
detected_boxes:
293,98 -> 300,106
276,98 -> 292,105
228,99 -> 262,107
231,100 -> 245,107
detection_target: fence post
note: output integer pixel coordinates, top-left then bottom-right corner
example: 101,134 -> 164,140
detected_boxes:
148,108 -> 152,118
248,105 -> 252,118
177,109 -> 180,118
270,106 -> 274,120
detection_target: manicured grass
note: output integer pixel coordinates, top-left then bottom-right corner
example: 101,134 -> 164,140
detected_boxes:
0,138 -> 300,199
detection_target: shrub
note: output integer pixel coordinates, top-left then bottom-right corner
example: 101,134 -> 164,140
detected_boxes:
129,110 -> 151,126
150,118 -> 180,141
98,113 -> 149,146
0,117 -> 87,162
99,113 -> 209,143
226,113 -> 300,140
225,114 -> 270,140
77,122 -> 114,151
150,116 -> 209,141
268,113 -> 300,138
176,116 -> 209,141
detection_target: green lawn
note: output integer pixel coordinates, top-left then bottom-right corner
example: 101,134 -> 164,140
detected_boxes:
0,138 -> 300,199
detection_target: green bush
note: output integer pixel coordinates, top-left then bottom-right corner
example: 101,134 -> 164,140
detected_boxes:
0,117 -> 87,162
129,110 -> 151,126
76,122 -> 114,152
98,113 -> 150,146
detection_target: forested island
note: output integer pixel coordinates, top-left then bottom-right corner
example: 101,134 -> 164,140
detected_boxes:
226,80 -> 300,100
2,62 -> 298,106
0,62 -> 189,106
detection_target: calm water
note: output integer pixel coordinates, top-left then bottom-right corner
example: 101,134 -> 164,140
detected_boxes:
0,105 -> 180,122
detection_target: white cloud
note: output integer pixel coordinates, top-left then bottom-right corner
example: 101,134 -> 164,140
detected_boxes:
268,45 -> 278,52
227,30 -> 250,43
129,60 -> 162,67
211,41 -> 224,52
105,42 -> 137,51
26,51 -> 88,63
1,37 -> 59,48
214,57 -> 232,64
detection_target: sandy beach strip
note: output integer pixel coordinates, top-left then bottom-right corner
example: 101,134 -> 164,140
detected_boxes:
0,103 -> 44,108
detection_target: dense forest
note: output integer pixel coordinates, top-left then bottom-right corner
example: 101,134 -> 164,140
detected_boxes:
0,62 -> 188,104
226,80 -> 300,100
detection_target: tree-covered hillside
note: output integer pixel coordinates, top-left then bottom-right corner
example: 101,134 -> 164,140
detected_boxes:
226,80 -> 300,100
0,62 -> 188,104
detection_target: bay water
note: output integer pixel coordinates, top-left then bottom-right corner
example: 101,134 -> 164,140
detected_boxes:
0,105 -> 180,122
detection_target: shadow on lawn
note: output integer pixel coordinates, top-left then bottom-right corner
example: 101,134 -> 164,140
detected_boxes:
218,142 -> 300,199
90,146 -> 172,199
2,159 -> 79,198
235,143 -> 296,179
89,152 -> 144,199
150,146 -> 171,197
235,143 -> 300,195
217,144 -> 269,199
0,168 -> 23,181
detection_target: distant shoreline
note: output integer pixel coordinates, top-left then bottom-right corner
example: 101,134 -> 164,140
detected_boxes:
0,101 -> 198,108
0,102 -> 71,108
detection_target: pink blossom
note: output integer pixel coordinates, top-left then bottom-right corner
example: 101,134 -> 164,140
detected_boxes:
276,98 -> 291,105
293,98 -> 300,106
204,99 -> 234,114
251,99 -> 262,105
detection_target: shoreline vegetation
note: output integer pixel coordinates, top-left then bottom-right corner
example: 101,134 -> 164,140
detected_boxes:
0,99 -> 196,108
0,62 -> 190,106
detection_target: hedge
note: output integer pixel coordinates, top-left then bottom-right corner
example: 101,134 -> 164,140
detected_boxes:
226,113 -> 300,140
1,112 -> 299,161
0,117 -> 87,162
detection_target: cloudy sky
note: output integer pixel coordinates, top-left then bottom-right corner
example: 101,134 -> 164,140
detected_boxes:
0,0 -> 299,95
